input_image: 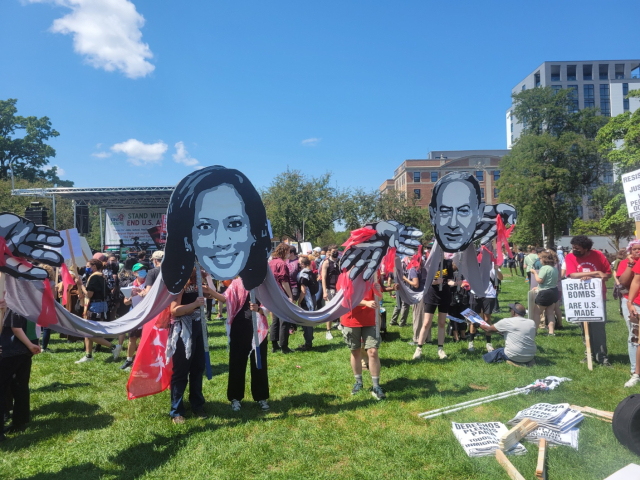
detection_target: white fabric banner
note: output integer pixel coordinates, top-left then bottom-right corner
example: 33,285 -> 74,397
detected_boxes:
621,167 -> 640,219
105,208 -> 166,245
561,278 -> 605,323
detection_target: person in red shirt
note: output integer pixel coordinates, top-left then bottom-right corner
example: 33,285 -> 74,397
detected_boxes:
341,272 -> 398,400
564,235 -> 612,366
269,243 -> 294,354
621,240 -> 640,387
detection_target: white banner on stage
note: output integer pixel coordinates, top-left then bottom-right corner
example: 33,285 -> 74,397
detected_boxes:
105,208 -> 166,245
621,168 -> 640,218
561,278 -> 605,323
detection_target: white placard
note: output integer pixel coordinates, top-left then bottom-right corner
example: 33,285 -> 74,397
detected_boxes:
561,278 -> 605,323
622,168 -> 640,218
105,208 -> 166,245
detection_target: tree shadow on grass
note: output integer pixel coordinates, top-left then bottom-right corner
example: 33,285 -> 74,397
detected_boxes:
1,401 -> 114,452
17,421 -> 238,480
383,377 -> 475,402
262,392 -> 377,419
32,382 -> 91,393
306,342 -> 348,353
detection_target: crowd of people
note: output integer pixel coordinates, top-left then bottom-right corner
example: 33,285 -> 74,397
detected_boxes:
1,233 -> 639,440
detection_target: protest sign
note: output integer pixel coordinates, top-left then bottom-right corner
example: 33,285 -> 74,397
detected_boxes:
105,208 -> 166,245
621,167 -> 640,219
447,314 -> 466,324
461,308 -> 490,328
561,279 -> 605,323
451,422 -> 527,457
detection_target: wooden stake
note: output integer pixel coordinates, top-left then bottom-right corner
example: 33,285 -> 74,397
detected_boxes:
499,418 -> 539,451
0,272 -> 6,321
570,405 -> 614,422
584,322 -> 593,371
536,438 -> 547,480
495,449 -> 526,480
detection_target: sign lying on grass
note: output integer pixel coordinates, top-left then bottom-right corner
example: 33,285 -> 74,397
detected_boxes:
561,279 -> 605,323
452,422 -> 527,457
622,167 -> 640,219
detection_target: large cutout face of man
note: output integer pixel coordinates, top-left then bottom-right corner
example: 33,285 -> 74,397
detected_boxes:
429,172 -> 485,253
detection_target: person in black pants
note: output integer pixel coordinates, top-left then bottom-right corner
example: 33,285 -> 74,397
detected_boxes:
1,308 -> 41,441
227,298 -> 269,412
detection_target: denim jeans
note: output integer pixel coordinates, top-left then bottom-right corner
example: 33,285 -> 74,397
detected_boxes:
622,301 -> 638,374
483,347 -> 510,363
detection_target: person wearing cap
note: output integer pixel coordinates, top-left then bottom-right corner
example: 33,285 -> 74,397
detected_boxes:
119,263 -> 148,370
475,303 -> 537,367
141,250 -> 164,297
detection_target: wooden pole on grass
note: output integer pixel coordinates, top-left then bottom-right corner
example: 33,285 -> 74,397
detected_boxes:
495,449 -> 526,480
535,438 -> 548,480
584,322 -> 594,371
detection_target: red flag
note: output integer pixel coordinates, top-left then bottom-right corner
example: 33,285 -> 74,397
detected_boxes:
495,214 -> 514,266
342,227 -> 376,249
382,246 -> 396,276
37,280 -> 58,327
407,245 -> 423,271
60,263 -> 74,306
336,269 -> 355,310
127,309 -> 173,400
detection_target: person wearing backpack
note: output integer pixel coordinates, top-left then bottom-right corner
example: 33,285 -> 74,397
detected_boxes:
296,256 -> 319,351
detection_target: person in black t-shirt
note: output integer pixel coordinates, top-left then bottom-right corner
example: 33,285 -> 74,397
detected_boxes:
0,309 -> 41,440
296,256 -> 319,351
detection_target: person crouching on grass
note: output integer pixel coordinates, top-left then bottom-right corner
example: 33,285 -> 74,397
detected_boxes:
342,271 -> 398,400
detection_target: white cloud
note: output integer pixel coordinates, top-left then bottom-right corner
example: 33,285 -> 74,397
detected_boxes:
92,151 -> 111,158
301,137 -> 321,147
172,141 -> 199,167
111,139 -> 167,166
26,0 -> 155,79
42,164 -> 66,177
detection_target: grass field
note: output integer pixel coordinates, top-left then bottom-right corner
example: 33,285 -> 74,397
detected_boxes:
1,274 -> 639,479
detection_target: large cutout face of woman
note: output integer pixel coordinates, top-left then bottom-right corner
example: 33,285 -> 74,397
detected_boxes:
193,184 -> 254,280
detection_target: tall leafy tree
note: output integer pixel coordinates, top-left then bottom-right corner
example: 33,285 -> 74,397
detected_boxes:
498,87 -> 608,247
597,90 -> 640,170
0,98 -> 70,186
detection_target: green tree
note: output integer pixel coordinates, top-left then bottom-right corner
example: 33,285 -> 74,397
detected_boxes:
600,193 -> 635,249
597,90 -> 640,170
341,188 -> 378,231
0,98 -> 71,186
498,87 -> 608,247
570,218 -> 603,236
374,189 -> 432,240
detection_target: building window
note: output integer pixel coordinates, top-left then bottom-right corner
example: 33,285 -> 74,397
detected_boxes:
599,64 -> 609,80
551,85 -> 562,94
551,65 -> 561,81
600,84 -> 610,116
584,84 -> 595,109
624,83 -> 630,111
476,171 -> 484,181
413,172 -> 420,183
413,189 -> 421,199
583,64 -> 592,80
430,172 -> 438,182
493,188 -> 499,198
521,85 -> 526,91
493,170 -> 501,181
567,65 -> 576,81
603,165 -> 613,184
567,85 -> 579,112
615,64 -> 625,80
511,134 -> 514,144
510,123 -> 513,132
633,65 -> 640,79
480,188 -> 485,199
535,72 -> 541,87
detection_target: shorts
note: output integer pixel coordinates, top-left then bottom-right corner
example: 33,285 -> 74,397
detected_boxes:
471,297 -> 498,315
425,302 -> 450,314
342,325 -> 380,351
535,288 -> 558,307
129,328 -> 142,339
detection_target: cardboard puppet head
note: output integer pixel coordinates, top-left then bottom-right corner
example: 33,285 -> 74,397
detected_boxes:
162,166 -> 271,294
428,172 -> 516,253
0,212 -> 64,280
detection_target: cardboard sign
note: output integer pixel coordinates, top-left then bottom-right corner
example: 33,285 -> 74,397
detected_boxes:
561,279 -> 605,323
622,168 -> 640,219
461,308 -> 490,328
452,422 -> 527,457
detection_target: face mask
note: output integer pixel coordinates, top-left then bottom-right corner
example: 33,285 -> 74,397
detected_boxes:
137,270 -> 147,279
572,249 -> 584,257
320,255 -> 326,260
331,252 -> 339,259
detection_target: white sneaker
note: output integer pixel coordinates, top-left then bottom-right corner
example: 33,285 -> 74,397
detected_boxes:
230,399 -> 241,411
75,355 -> 93,364
337,324 -> 343,331
326,331 -> 333,340
438,348 -> 447,360
486,343 -> 494,353
112,344 -> 122,360
412,347 -> 422,360
625,374 -> 640,388
468,341 -> 475,352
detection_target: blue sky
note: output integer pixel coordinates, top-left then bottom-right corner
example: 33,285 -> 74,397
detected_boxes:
2,0 -> 639,191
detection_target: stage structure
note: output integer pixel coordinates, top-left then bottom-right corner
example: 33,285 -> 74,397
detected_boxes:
11,186 -> 175,252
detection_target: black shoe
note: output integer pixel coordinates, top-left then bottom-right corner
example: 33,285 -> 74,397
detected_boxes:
93,345 -> 102,353
389,321 -> 399,326
271,341 -> 280,353
193,409 -> 208,420
281,347 -> 293,354
601,359 -> 612,368
120,359 -> 134,370
296,345 -> 312,352
3,423 -> 26,434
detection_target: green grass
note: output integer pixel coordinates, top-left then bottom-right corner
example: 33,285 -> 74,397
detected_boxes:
1,274 -> 639,479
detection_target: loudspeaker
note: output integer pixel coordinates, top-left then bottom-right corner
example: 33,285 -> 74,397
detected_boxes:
24,203 -> 48,226
612,394 -> 640,455
75,205 -> 89,234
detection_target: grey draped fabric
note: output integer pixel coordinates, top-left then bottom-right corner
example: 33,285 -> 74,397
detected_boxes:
453,244 -> 484,294
165,310 -> 199,362
256,267 -> 368,326
4,272 -> 176,338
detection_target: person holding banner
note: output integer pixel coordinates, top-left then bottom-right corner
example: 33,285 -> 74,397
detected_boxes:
564,235 -> 612,367
617,240 -> 640,382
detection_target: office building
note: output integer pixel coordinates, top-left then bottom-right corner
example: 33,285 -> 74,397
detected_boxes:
507,60 -> 640,148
